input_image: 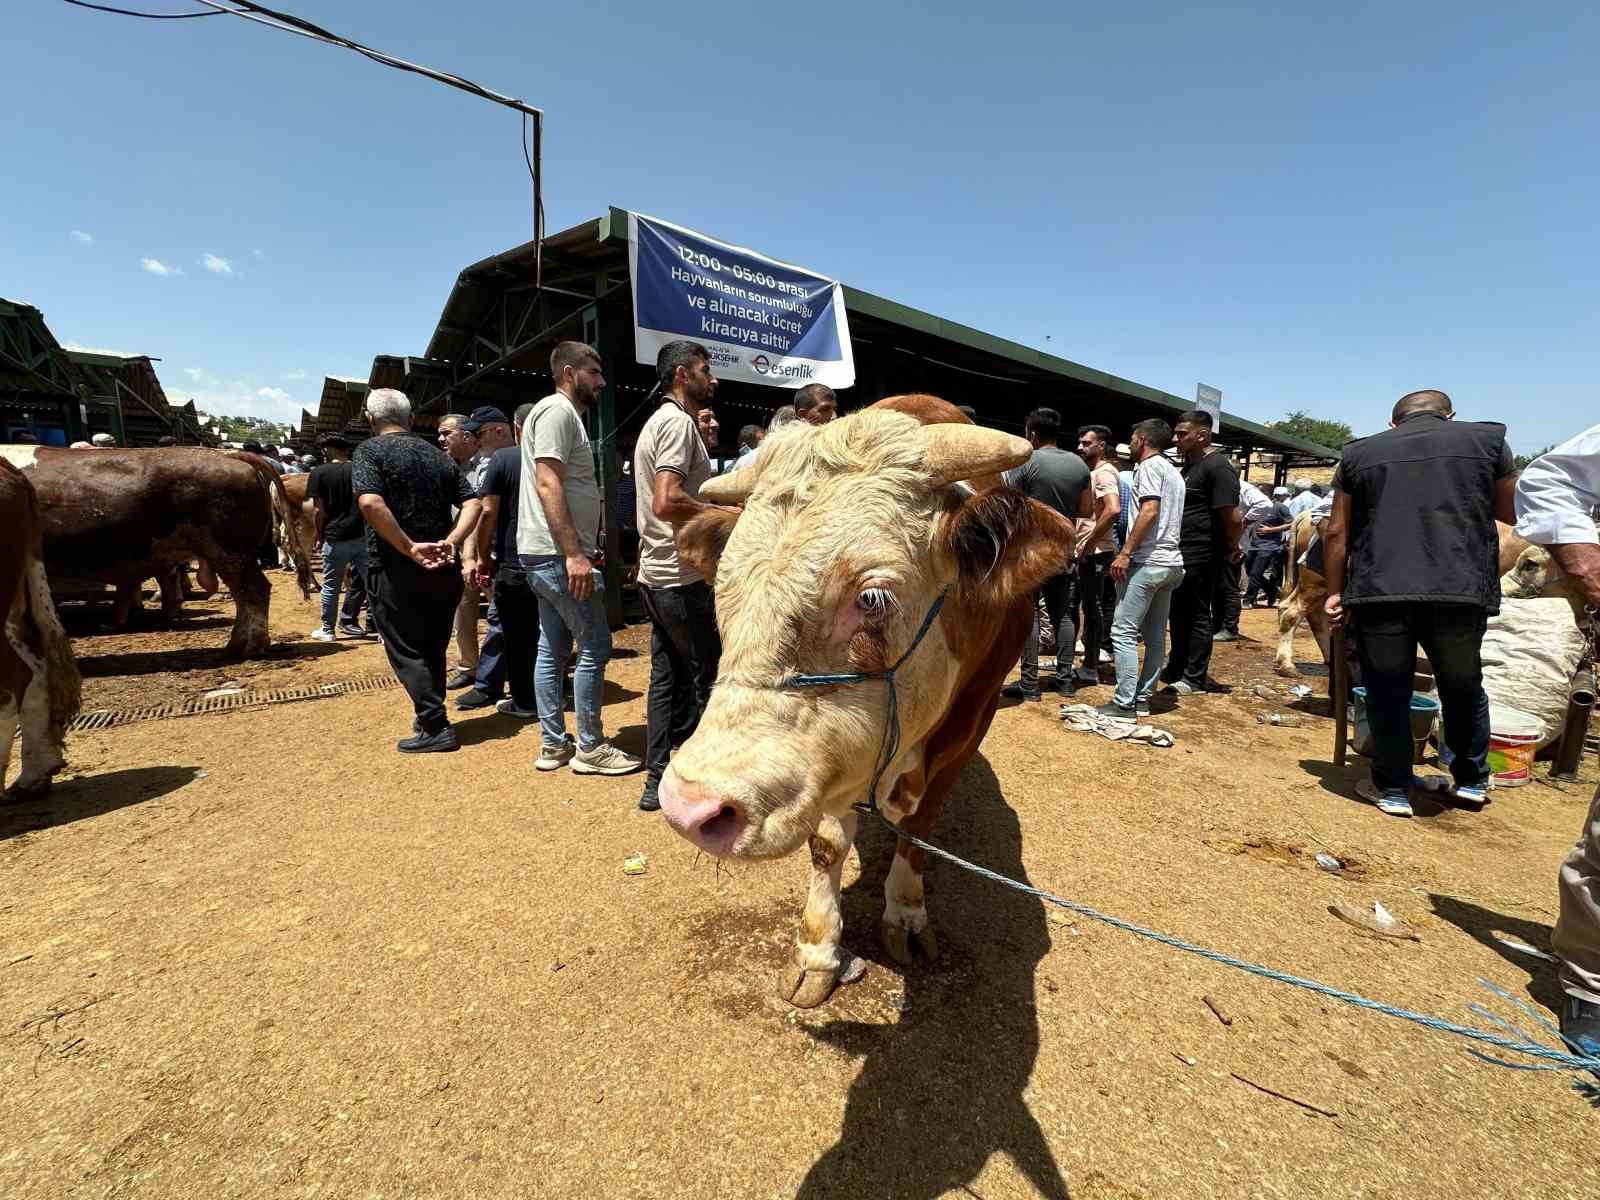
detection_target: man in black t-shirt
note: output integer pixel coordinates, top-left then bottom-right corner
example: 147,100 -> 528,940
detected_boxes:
1160,410 -> 1242,696
352,389 -> 481,753
1323,390 -> 1516,817
465,402 -> 538,716
306,434 -> 370,641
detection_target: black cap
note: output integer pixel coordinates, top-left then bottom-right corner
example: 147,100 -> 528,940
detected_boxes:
461,406 -> 509,433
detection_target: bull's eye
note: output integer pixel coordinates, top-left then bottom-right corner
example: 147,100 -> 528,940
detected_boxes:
858,587 -> 895,616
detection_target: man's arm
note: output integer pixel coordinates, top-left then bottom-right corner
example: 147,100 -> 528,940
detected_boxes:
311,496 -> 328,544
358,494 -> 453,569
473,493 -> 501,579
1217,504 -> 1244,563
1110,498 -> 1160,583
1550,543 -> 1600,608
1321,491 -> 1353,622
1085,479 -> 1122,549
535,458 -> 594,601
447,498 -> 481,554
652,469 -> 723,525
1493,474 -> 1518,526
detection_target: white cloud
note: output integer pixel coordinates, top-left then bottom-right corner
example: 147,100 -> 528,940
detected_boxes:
202,253 -> 233,275
70,230 -> 93,244
256,386 -> 291,404
141,258 -> 182,277
62,341 -> 137,358
283,369 -> 309,381
165,370 -> 308,425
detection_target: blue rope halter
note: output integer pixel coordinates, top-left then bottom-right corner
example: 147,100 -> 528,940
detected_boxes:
778,588 -> 949,816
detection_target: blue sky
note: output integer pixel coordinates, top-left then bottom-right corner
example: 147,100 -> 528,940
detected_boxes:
6,1 -> 1595,451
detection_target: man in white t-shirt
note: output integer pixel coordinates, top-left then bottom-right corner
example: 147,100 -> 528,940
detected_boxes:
1098,418 -> 1187,719
633,340 -> 731,812
1074,423 -> 1122,685
516,340 -> 641,777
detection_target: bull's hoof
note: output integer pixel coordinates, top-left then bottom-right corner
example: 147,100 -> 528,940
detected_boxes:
3,777 -> 52,801
1273,663 -> 1299,678
883,922 -> 940,967
778,962 -> 840,1009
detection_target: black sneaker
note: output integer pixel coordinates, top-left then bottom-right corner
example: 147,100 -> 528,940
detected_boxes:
455,688 -> 498,710
1001,682 -> 1042,702
337,623 -> 371,639
397,726 -> 460,753
639,778 -> 662,812
445,670 -> 474,691
1201,678 -> 1234,694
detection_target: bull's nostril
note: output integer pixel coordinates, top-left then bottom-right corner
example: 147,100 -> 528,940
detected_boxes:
701,805 -> 743,843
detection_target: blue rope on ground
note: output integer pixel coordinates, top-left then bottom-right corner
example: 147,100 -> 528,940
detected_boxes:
770,585 -> 1597,1096
880,813 -> 1600,1089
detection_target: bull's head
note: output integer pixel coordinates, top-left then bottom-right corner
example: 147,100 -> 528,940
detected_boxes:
659,396 -> 1075,860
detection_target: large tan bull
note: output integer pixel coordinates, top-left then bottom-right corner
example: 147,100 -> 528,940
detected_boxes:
658,395 -> 1075,1008
1274,511 -> 1574,675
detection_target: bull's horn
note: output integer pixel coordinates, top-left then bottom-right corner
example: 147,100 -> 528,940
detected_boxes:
918,424 -> 1032,488
702,465 -> 757,504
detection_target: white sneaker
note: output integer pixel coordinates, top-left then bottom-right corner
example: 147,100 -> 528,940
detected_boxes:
309,626 -> 335,642
535,735 -> 575,771
496,699 -> 538,719
572,741 -> 643,776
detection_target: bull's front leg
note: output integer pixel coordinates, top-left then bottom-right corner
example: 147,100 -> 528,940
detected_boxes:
1274,594 -> 1303,676
778,810 -> 858,1009
882,838 -> 940,965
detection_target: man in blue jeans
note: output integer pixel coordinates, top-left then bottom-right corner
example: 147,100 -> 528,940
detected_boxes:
515,340 -> 641,776
306,434 -> 371,641
1098,418 -> 1186,720
1322,390 -> 1516,818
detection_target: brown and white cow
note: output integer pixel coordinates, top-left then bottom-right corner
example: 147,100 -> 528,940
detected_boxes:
276,470 -> 320,570
0,447 -> 312,658
658,395 -> 1075,1008
1274,510 -> 1577,675
1,461 -> 81,796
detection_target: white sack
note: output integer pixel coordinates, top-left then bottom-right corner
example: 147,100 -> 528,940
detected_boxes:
1480,596 -> 1587,748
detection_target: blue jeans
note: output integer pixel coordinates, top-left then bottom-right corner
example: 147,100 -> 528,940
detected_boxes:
521,555 -> 611,751
1111,563 -> 1185,708
319,537 -> 368,632
472,595 -> 506,697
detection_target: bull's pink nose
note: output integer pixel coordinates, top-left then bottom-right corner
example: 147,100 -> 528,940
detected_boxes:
659,769 -> 746,857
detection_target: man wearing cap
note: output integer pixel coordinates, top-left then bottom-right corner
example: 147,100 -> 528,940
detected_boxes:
307,433 -> 371,641
465,403 -> 538,717
452,407 -> 516,707
1242,485 -> 1295,608
1287,478 -> 1319,518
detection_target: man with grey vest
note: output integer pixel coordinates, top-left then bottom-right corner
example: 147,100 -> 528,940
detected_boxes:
1001,407 -> 1092,699
1323,390 -> 1516,818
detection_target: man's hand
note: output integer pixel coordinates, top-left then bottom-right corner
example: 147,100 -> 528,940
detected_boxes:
565,553 -> 594,602
1228,542 -> 1244,565
1324,591 -> 1344,627
409,541 -> 456,570
1110,553 -> 1132,585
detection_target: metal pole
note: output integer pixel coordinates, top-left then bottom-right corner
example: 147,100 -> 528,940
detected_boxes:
583,302 -> 623,630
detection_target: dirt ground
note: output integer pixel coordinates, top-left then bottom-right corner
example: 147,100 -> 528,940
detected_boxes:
4,575 -> 1598,1199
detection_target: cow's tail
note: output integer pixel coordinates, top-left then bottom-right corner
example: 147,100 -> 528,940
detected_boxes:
230,453 -> 314,598
1282,509 -> 1313,600
20,495 -> 81,735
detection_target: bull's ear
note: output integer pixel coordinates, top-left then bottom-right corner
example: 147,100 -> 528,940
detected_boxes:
677,507 -> 741,582
702,465 -> 756,504
918,425 -> 1031,490
944,491 -> 1076,601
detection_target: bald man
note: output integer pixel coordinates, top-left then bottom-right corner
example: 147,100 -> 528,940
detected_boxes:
1322,389 -> 1516,818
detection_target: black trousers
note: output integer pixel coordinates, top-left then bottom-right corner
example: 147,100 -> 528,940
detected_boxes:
1163,558 -> 1220,688
1019,569 -> 1080,688
640,581 -> 721,782
1244,546 -> 1284,606
1213,557 -> 1244,636
1077,551 -> 1116,672
369,562 -> 463,735
491,566 -> 539,711
1352,602 -> 1491,792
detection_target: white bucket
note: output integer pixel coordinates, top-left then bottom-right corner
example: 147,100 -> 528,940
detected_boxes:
1488,706 -> 1544,787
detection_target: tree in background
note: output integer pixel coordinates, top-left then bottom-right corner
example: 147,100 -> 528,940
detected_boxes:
1269,410 -> 1354,451
1514,445 -> 1554,472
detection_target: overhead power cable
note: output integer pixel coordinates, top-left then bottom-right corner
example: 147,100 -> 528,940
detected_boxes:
61,0 -> 219,17
59,0 -> 545,284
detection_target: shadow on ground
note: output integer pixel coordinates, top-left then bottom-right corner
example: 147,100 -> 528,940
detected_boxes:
795,753 -> 1069,1200
1428,893 -> 1565,1015
75,640 -> 350,679
0,765 -> 200,840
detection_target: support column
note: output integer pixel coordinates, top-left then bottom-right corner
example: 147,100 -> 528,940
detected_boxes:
583,302 -> 624,629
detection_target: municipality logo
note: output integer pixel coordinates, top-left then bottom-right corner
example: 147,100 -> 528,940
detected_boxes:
751,354 -> 771,375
